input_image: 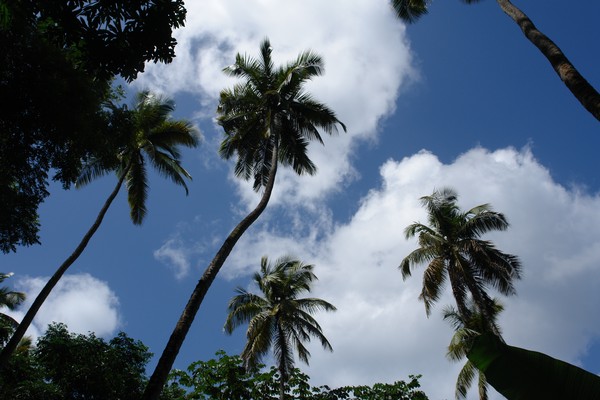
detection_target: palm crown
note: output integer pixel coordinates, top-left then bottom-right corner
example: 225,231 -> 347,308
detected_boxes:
400,188 -> 521,323
217,38 -> 346,191
224,256 -> 336,385
77,91 -> 200,224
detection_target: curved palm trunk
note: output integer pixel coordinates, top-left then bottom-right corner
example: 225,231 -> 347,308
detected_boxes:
497,0 -> 600,121
142,143 -> 280,400
0,166 -> 130,369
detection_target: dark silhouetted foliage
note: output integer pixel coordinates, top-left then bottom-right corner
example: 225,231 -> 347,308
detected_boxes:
0,0 -> 186,253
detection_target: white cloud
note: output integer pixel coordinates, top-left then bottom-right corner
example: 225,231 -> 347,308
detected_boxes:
134,0 -> 415,209
222,146 -> 600,400
154,238 -> 193,279
8,274 -> 120,340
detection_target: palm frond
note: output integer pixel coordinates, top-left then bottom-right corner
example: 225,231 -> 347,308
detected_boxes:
455,361 -> 477,399
224,291 -> 268,334
147,150 -> 192,195
243,312 -> 274,370
399,248 -> 438,279
76,157 -> 114,188
390,0 -> 430,23
134,91 -> 176,131
273,324 -> 295,378
420,257 -> 447,315
295,298 -> 337,314
126,153 -> 148,225
404,222 -> 436,239
148,120 -> 201,150
0,288 -> 26,310
462,210 -> 509,237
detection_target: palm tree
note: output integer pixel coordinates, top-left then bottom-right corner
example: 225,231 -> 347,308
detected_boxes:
224,256 -> 336,400
443,298 -> 504,400
0,91 -> 199,367
142,38 -> 345,400
399,187 -> 521,326
0,273 -> 25,347
390,0 -> 600,122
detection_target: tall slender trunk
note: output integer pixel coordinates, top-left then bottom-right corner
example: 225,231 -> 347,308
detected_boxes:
497,0 -> 600,121
0,166 -> 130,369
279,370 -> 286,400
142,142 -> 280,400
278,323 -> 289,400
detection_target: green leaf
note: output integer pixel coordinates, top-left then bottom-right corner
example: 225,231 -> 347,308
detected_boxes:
468,333 -> 600,399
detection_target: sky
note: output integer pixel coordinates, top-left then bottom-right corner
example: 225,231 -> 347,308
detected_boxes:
4,1 -> 600,399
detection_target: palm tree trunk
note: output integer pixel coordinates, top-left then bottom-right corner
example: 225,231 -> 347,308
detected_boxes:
496,0 -> 600,121
448,268 -> 472,322
279,371 -> 286,400
277,321 -> 289,400
0,166 -> 129,369
142,142 -> 280,400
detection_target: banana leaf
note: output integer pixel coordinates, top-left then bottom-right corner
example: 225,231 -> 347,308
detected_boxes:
467,333 -> 600,399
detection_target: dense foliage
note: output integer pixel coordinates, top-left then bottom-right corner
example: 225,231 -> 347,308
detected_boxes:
0,0 -> 186,253
0,323 -> 183,400
168,350 -> 429,400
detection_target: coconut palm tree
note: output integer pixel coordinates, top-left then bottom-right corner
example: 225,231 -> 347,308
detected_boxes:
142,38 -> 345,400
443,298 -> 504,400
0,273 -> 25,347
0,91 -> 199,367
224,256 -> 336,400
399,187 -> 521,325
390,0 -> 600,122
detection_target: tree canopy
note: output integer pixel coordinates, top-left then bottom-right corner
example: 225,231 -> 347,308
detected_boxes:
0,323 -> 183,400
0,0 -> 187,253
168,350 -> 430,400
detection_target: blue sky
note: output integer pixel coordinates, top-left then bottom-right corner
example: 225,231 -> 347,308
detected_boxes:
4,1 -> 600,399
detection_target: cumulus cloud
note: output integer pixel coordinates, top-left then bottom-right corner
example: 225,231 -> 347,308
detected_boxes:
8,274 -> 121,340
134,0 -> 415,209
222,147 -> 600,400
